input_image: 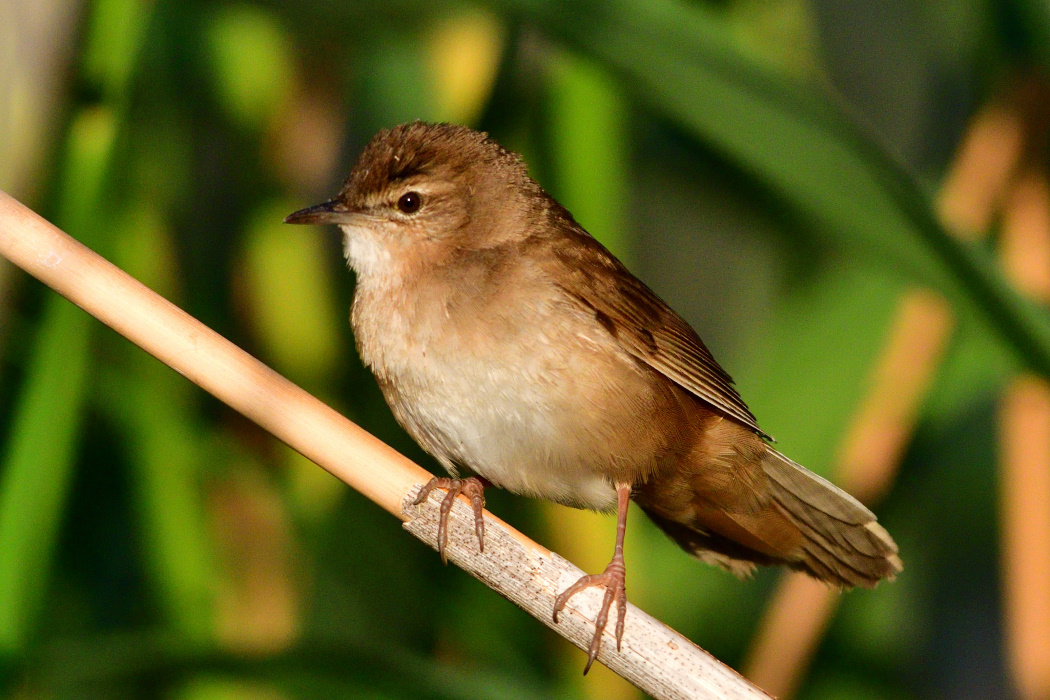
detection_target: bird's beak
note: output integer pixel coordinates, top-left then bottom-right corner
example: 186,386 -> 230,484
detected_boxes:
284,199 -> 360,225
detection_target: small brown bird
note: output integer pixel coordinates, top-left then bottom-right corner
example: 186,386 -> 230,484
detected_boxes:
286,121 -> 901,672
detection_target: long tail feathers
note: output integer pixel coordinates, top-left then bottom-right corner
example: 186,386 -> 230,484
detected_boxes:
761,448 -> 901,588
641,447 -> 902,589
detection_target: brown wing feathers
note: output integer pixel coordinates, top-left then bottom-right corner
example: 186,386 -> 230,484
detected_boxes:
545,215 -> 900,588
549,225 -> 770,440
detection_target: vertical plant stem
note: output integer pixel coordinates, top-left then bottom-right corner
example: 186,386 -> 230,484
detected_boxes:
999,169 -> 1050,700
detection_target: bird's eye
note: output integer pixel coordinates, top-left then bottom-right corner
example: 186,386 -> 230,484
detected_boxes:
397,191 -> 422,214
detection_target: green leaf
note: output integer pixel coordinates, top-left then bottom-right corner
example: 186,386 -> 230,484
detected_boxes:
0,108 -> 119,655
82,0 -> 152,101
206,4 -> 295,131
544,50 -> 631,260
0,0 -> 153,654
0,299 -> 93,654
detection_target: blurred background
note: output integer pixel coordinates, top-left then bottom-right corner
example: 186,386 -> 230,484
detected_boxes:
3,0 -> 1050,697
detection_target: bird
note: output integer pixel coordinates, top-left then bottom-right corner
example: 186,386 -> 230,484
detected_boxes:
284,121 -> 901,673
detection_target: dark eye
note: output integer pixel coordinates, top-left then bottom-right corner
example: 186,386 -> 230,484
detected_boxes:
397,191 -> 421,214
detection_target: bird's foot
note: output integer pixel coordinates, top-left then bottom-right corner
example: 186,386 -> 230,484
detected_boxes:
411,476 -> 486,564
552,553 -> 627,674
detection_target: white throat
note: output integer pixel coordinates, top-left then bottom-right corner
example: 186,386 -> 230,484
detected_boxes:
340,224 -> 393,280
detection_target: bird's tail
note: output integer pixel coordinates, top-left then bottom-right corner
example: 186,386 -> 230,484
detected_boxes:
760,448 -> 901,587
641,447 -> 901,588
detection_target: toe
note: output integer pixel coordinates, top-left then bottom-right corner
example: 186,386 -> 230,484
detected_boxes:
437,485 -> 462,565
553,562 -> 628,673
412,477 -> 488,564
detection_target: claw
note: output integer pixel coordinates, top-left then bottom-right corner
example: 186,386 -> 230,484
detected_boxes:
412,476 -> 486,563
553,555 -> 627,674
552,482 -> 632,674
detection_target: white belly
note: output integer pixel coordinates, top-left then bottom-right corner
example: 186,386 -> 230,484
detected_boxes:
381,332 -> 622,511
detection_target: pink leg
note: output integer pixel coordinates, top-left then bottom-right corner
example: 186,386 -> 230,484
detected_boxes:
412,476 -> 486,564
553,482 -> 631,674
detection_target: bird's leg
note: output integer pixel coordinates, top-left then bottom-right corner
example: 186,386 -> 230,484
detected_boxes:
411,476 -> 487,564
553,482 -> 631,674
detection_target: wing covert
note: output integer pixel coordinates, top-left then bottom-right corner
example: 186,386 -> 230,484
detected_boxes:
546,226 -> 770,441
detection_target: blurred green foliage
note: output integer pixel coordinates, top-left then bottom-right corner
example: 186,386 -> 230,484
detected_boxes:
2,0 -> 1048,697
